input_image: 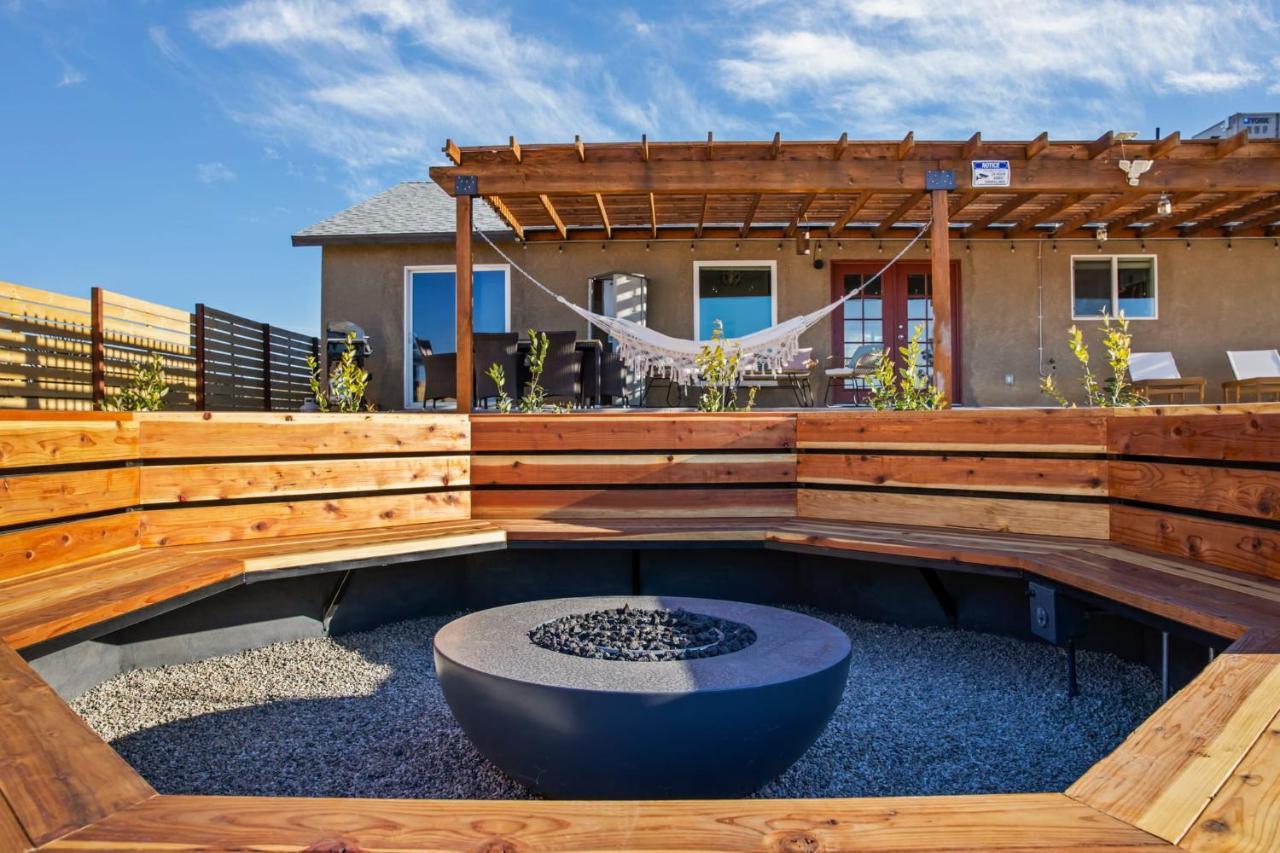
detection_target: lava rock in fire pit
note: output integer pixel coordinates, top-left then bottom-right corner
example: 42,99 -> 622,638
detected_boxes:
528,605 -> 757,661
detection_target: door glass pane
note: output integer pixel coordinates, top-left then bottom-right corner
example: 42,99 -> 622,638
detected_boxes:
1117,258 -> 1156,318
1073,259 -> 1112,317
841,273 -> 884,368
698,266 -> 772,339
410,269 -> 506,403
902,273 -> 934,376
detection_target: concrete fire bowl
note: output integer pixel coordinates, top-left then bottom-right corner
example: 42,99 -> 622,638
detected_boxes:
434,596 -> 851,799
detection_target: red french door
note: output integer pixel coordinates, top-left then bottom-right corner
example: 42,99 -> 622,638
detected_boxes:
828,260 -> 961,404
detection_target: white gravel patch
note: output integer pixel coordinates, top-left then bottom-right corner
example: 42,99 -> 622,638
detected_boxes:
72,609 -> 1159,799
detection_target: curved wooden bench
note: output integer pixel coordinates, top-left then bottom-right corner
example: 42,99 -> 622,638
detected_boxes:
2,406 -> 1279,850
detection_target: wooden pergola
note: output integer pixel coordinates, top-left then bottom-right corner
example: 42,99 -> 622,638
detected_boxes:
430,132 -> 1280,409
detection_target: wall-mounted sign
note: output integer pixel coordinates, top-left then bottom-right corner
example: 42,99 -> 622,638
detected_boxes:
971,160 -> 1010,187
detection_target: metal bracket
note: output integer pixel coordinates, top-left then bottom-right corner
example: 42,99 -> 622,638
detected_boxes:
925,170 -> 956,191
454,175 -> 479,197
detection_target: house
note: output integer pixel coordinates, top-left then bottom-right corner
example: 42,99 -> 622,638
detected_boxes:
294,134 -> 1280,409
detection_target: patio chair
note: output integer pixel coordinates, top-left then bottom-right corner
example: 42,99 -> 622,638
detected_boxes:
421,352 -> 456,409
741,348 -> 816,407
599,347 -> 628,406
473,332 -> 519,408
1224,349 -> 1280,402
1128,352 -> 1205,404
823,344 -> 883,406
534,330 -> 581,405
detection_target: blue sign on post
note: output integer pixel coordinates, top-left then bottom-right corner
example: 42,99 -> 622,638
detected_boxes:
971,160 -> 1011,187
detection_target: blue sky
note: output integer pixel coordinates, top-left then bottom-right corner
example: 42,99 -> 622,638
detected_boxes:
3,0 -> 1278,335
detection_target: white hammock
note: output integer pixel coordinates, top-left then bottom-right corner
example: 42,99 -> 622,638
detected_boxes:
476,222 -> 929,385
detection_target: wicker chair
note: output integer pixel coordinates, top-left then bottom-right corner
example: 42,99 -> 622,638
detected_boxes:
535,331 -> 581,404
474,332 -> 519,408
421,352 -> 456,409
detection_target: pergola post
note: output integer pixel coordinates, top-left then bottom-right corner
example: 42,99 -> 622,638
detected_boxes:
929,189 -> 953,403
455,176 -> 477,412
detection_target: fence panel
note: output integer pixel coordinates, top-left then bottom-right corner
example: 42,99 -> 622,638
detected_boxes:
0,282 -> 95,410
98,289 -> 197,410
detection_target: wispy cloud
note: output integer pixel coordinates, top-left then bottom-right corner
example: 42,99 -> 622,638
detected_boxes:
197,161 -> 237,183
56,63 -> 84,87
149,25 -> 182,62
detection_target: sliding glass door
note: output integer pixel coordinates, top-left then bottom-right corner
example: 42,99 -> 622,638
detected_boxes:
406,265 -> 508,407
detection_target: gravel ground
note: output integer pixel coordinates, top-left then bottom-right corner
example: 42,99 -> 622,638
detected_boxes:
72,609 -> 1160,799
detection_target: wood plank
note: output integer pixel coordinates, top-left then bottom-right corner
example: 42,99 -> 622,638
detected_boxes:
140,455 -> 470,503
0,414 -> 137,468
0,790 -> 31,853
1108,411 -> 1280,464
797,409 -> 1106,452
473,453 -> 795,487
137,412 -> 470,458
45,792 -> 1168,851
473,488 -> 796,520
497,516 -> 777,543
0,466 -> 139,526
1111,505 -> 1280,581
1110,460 -> 1279,523
799,488 -> 1110,538
471,413 -> 796,452
0,643 -> 154,846
1070,648 -> 1280,844
1182,706 -> 1280,852
140,491 -> 471,546
0,513 -> 140,583
229,522 -> 506,574
799,453 -> 1106,496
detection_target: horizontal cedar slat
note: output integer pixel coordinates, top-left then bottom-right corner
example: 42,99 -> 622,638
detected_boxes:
1111,504 -> 1280,581
1109,411 -> 1280,464
0,415 -> 137,468
1,467 -> 139,526
0,513 -> 141,582
798,409 -> 1107,452
473,453 -> 794,487
42,792 -> 1163,851
138,412 -> 470,458
141,456 -> 470,503
0,645 -> 155,846
472,488 -> 796,519
140,491 -> 470,546
471,413 -> 795,451
799,488 -> 1110,538
1110,460 -> 1280,523
799,453 -> 1107,496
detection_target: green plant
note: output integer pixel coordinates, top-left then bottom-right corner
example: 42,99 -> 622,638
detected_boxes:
102,352 -> 169,411
518,330 -> 552,412
485,363 -> 514,413
867,324 -> 947,411
1041,312 -> 1147,408
695,320 -> 756,412
307,331 -> 371,412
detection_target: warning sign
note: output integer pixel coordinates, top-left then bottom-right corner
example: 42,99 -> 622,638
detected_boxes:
971,160 -> 1011,187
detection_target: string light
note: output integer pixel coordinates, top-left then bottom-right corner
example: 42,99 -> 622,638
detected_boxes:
1009,241 -> 1016,253
836,241 -> 843,250
558,244 -> 564,254
1052,242 -> 1059,253
776,242 -> 783,251
689,242 -> 695,252
877,241 -> 883,254
601,243 -> 607,252
1186,240 -> 1192,250
1227,239 -> 1233,251
734,242 -> 741,252
645,242 -> 651,252
965,242 -> 972,252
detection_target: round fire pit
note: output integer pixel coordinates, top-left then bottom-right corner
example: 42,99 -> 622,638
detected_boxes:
434,596 -> 851,798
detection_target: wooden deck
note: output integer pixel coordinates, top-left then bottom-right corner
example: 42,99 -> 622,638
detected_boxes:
1,406 -> 1279,850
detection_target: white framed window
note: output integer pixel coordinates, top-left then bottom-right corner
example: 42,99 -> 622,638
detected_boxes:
402,264 -> 510,408
692,261 -> 777,340
1071,255 -> 1157,320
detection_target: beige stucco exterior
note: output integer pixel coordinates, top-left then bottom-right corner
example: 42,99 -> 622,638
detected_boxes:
318,236 -> 1280,409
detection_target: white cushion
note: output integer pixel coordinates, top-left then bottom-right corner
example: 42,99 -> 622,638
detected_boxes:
1227,349 -> 1280,380
824,368 -> 855,378
1129,352 -> 1181,381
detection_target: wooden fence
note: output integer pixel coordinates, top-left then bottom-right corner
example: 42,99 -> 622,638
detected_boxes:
0,281 -> 316,411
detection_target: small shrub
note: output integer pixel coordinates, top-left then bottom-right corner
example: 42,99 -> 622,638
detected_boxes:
307,331 -> 371,412
1041,312 -> 1147,408
485,363 -> 514,413
867,324 -> 947,411
695,320 -> 756,412
485,330 -> 570,414
102,352 -> 168,412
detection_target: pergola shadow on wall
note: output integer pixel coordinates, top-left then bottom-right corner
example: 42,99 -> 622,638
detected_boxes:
428,132 -> 1280,409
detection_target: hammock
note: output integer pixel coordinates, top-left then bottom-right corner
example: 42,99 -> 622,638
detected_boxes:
476,221 -> 929,385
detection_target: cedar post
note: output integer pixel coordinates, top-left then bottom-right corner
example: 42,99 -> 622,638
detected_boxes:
90,286 -> 106,408
262,322 -> 273,411
929,189 -> 953,403
194,303 -> 207,410
455,176 -> 478,412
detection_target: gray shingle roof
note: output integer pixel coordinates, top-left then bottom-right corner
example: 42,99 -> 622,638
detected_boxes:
292,182 -> 509,246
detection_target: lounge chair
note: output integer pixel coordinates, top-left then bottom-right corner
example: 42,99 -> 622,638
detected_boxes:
823,344 -> 882,406
741,348 -> 816,407
1128,352 -> 1205,404
1224,349 -> 1280,402
421,352 -> 456,409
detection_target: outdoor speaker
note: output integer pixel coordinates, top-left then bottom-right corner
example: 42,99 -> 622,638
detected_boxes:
1027,581 -> 1088,645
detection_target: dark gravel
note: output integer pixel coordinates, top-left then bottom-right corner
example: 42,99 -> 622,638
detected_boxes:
528,604 -> 757,661
71,608 -> 1161,799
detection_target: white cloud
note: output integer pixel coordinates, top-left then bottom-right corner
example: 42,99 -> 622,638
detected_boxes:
149,25 -> 182,62
56,65 -> 84,87
197,162 -> 237,183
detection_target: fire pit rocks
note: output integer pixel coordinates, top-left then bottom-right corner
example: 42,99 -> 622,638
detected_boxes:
434,596 -> 851,798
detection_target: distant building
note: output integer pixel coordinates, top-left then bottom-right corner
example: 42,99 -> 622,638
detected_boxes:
1194,113 -> 1280,140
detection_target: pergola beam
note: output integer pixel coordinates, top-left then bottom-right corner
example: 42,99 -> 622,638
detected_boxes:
1054,191 -> 1145,236
872,191 -> 925,237
1181,192 -> 1280,235
574,135 -> 586,162
1143,192 -> 1248,234
898,131 -> 915,160
1087,131 -> 1114,160
784,193 -> 818,237
1006,193 -> 1087,238
649,192 -> 658,239
485,195 -> 524,240
443,139 -> 462,166
962,193 -> 1037,237
770,132 -> 782,160
1216,130 -> 1249,159
508,136 -> 522,164
1150,132 -> 1181,160
695,194 -> 709,238
740,194 -> 762,237
830,192 -> 872,235
1104,192 -> 1196,233
962,132 -> 982,160
833,132 -> 848,160
948,191 -> 980,218
1026,132 -> 1049,159
538,194 -> 566,239
593,193 -> 611,239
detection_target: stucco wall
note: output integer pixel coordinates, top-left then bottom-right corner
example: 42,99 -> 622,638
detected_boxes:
319,237 -> 1279,409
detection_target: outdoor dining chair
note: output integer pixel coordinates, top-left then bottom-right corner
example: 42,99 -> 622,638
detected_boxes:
474,332 -> 519,408
536,330 -> 582,405
1224,349 -> 1280,402
823,344 -> 883,406
421,352 -> 457,409
1128,352 -> 1205,404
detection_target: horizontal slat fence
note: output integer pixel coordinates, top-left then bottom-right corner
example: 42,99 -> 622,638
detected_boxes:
0,281 -> 315,411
